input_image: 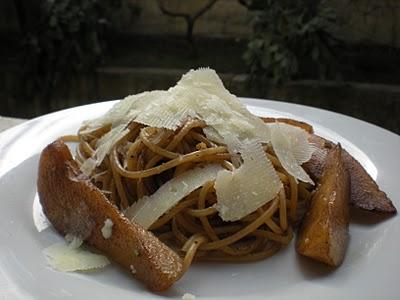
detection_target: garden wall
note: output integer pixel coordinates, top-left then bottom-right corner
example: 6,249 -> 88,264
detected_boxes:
128,0 -> 400,47
2,0 -> 400,47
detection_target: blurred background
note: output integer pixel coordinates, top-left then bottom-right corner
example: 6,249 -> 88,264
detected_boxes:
1,0 -> 399,133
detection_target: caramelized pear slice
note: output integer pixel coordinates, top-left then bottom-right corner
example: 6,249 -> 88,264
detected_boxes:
297,145 -> 350,267
37,140 -> 183,291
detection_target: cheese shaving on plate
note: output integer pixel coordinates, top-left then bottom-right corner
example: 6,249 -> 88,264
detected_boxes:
43,235 -> 110,272
182,293 -> 196,300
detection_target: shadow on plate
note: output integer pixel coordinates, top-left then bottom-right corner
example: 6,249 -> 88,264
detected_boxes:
295,252 -> 337,279
350,207 -> 396,226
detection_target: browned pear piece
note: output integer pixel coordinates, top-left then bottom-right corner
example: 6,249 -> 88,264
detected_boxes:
37,140 -> 184,291
303,134 -> 396,214
296,144 -> 350,267
261,116 -> 396,214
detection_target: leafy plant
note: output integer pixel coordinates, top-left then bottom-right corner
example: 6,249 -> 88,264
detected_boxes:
241,0 -> 338,84
15,0 -> 140,110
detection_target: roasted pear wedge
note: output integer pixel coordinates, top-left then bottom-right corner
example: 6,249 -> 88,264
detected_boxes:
37,140 -> 184,291
341,149 -> 396,213
303,134 -> 396,214
261,117 -> 396,214
296,144 -> 350,267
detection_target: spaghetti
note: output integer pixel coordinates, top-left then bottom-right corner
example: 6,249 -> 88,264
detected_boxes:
69,118 -> 312,274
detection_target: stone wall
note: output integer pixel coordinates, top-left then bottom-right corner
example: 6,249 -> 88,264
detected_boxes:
330,0 -> 400,47
128,0 -> 400,47
3,0 -> 400,47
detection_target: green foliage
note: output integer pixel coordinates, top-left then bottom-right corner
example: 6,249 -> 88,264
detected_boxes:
18,0 -> 140,105
242,0 -> 337,84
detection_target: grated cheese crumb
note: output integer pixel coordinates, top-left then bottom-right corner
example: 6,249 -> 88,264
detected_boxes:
129,264 -> 137,274
133,248 -> 140,257
101,218 -> 114,239
182,293 -> 196,300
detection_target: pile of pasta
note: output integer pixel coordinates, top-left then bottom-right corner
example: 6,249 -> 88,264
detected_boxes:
73,117 -> 313,270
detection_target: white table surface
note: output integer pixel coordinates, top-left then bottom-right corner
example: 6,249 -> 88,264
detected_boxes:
0,116 -> 26,133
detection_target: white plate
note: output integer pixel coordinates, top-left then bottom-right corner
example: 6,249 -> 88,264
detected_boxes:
0,98 -> 399,300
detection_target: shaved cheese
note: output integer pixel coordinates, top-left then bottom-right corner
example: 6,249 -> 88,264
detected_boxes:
81,91 -> 166,175
215,140 -> 282,222
78,68 -> 316,221
203,126 -> 224,144
269,123 -> 314,184
175,69 -> 271,142
269,123 -> 314,164
43,236 -> 109,272
84,91 -> 164,129
135,92 -> 196,130
222,134 -> 243,168
170,84 -> 271,143
80,68 -> 275,175
80,157 -> 97,177
80,124 -> 129,175
125,164 -> 224,229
